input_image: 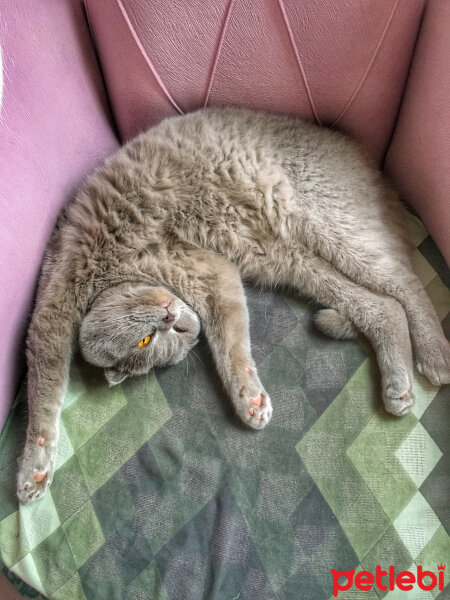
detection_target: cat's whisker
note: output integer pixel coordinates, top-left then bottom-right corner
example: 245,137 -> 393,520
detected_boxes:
189,349 -> 204,370
185,353 -> 191,378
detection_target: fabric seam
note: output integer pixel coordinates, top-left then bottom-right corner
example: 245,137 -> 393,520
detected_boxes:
115,0 -> 184,115
332,0 -> 401,126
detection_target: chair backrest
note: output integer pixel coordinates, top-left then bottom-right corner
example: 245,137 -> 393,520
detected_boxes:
85,0 -> 426,163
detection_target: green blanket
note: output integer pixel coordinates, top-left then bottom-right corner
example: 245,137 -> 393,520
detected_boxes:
0,214 -> 449,600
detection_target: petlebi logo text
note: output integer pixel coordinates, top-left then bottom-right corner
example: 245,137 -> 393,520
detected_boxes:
331,564 -> 446,597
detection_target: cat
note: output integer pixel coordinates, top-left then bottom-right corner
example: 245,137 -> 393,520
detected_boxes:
17,107 -> 450,504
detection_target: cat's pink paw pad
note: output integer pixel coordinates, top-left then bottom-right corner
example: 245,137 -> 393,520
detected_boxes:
235,365 -> 272,429
250,394 -> 262,407
17,440 -> 56,504
241,392 -> 273,430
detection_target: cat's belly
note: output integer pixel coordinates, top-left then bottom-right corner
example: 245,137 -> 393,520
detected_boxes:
170,162 -> 300,259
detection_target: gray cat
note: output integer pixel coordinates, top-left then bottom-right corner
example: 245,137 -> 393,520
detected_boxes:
17,107 -> 449,504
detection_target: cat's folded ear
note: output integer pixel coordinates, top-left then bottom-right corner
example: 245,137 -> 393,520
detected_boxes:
104,366 -> 128,386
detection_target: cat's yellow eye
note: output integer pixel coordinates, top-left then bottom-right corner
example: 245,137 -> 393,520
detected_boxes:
137,335 -> 152,347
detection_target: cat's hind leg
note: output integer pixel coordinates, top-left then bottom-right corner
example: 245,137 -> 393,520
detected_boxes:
318,233 -> 449,386
291,166 -> 449,386
372,273 -> 449,386
314,277 -> 449,387
270,251 -> 415,416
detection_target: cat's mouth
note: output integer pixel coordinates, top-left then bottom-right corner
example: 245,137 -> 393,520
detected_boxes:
172,304 -> 201,338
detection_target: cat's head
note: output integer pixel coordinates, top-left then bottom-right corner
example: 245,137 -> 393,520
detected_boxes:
79,283 -> 200,385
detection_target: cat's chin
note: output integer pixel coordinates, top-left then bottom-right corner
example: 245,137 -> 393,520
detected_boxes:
175,305 -> 201,338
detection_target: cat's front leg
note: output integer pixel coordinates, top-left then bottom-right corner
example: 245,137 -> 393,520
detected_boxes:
17,277 -> 77,504
17,354 -> 69,504
184,252 -> 273,429
205,315 -> 273,430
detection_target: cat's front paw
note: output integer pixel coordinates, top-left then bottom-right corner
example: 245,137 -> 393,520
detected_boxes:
239,391 -> 273,429
383,369 -> 414,416
17,437 -> 56,504
233,365 -> 273,430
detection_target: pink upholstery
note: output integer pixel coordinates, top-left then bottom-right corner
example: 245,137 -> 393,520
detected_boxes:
0,0 -> 118,429
385,0 -> 450,264
85,0 -> 425,163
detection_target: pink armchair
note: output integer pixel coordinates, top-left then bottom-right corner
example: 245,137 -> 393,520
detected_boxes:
0,0 -> 448,430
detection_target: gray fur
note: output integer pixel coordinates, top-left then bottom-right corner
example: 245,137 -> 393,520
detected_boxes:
314,309 -> 358,340
17,107 -> 450,503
